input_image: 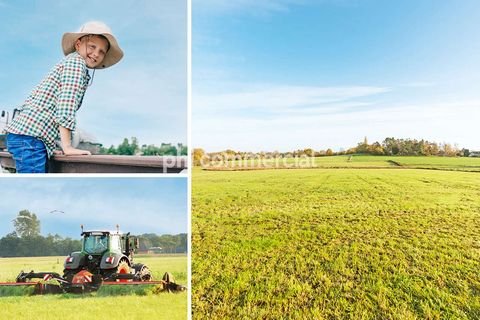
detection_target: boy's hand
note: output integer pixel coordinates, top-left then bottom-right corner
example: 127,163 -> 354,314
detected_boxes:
58,126 -> 91,156
61,146 -> 92,156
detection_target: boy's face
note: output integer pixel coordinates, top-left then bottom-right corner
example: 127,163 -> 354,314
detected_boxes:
75,35 -> 109,68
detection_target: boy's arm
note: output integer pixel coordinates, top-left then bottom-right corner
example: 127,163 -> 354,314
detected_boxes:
55,55 -> 88,155
56,56 -> 83,132
59,126 -> 91,156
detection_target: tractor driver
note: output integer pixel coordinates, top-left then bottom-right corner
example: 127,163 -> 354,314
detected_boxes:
95,235 -> 108,251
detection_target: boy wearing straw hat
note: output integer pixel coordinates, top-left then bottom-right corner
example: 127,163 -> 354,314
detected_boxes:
5,21 -> 123,173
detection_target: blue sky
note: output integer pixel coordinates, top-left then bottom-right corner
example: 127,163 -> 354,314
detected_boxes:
193,0 -> 479,152
0,0 -> 187,148
0,178 -> 187,238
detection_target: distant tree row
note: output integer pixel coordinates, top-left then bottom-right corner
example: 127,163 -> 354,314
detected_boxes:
348,137 -> 466,157
99,137 -> 188,156
137,233 -> 187,254
0,210 -> 187,257
0,232 -> 81,257
193,137 -> 470,166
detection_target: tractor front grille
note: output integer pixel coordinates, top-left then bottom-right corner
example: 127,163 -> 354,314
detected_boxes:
86,255 -> 102,273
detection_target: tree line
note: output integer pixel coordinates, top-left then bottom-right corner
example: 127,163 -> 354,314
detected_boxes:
137,233 -> 187,254
352,137 -> 466,157
193,137 -> 472,165
0,210 -> 187,257
99,137 -> 188,156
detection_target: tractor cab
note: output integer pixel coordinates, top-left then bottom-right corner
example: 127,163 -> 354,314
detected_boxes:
81,230 -> 138,256
83,232 -> 113,254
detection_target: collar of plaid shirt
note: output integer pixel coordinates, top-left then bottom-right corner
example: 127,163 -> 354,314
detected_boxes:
6,52 -> 91,157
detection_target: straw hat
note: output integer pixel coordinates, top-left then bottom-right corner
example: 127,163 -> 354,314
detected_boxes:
61,21 -> 123,69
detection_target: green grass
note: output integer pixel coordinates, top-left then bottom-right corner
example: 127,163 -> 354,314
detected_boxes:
206,155 -> 480,172
0,286 -> 34,296
192,166 -> 480,319
388,156 -> 480,171
0,294 -> 187,320
0,255 -> 187,320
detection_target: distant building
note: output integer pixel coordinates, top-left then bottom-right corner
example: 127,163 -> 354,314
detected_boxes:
148,246 -> 163,254
469,151 -> 480,157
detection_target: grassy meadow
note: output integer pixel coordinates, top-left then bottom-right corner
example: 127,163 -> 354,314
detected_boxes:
0,255 -> 187,320
192,156 -> 480,319
206,154 -> 480,172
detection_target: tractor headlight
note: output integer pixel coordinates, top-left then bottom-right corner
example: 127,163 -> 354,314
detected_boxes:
105,256 -> 115,264
66,256 -> 74,264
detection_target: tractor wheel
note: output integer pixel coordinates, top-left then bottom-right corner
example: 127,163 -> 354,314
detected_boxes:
116,260 -> 130,282
133,264 -> 152,281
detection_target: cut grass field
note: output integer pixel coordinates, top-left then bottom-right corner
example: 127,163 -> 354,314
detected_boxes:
0,254 -> 187,320
192,162 -> 480,319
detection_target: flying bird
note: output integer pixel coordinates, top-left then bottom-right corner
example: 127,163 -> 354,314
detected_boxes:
49,210 -> 65,214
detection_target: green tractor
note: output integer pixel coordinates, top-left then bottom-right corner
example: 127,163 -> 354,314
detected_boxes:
63,225 -> 152,282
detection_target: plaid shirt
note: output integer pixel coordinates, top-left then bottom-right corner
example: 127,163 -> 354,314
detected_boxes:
6,52 -> 90,157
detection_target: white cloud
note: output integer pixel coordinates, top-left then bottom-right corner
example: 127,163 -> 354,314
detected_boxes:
193,82 -> 480,151
194,84 -> 390,115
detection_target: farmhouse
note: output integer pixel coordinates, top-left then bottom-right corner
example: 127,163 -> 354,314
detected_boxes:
136,247 -> 163,254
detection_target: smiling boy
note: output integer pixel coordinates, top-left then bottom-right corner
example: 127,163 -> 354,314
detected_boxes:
5,21 -> 123,173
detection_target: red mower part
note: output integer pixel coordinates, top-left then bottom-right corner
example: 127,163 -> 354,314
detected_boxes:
72,270 -> 94,284
116,260 -> 131,282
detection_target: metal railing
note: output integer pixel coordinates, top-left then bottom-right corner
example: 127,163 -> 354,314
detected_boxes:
0,151 -> 187,173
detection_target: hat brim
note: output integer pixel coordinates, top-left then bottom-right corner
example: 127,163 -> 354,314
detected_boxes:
62,32 -> 123,69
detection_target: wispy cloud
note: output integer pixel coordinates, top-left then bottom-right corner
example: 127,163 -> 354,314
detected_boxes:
194,84 -> 390,117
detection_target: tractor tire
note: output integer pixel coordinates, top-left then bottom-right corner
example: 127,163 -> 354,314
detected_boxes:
116,260 -> 130,282
133,263 -> 152,281
63,269 -> 79,282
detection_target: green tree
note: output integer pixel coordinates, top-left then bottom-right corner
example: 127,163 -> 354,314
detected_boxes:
356,137 -> 369,154
303,148 -> 314,157
368,142 -> 384,155
158,143 -> 178,156
193,148 -> 206,166
13,210 -> 40,237
117,137 -> 139,155
107,145 -> 118,155
382,137 -> 400,155
141,144 -> 161,156
177,143 -> 188,156
0,232 -> 19,256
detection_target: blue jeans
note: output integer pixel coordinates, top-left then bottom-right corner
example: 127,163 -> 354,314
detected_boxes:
6,133 -> 48,173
